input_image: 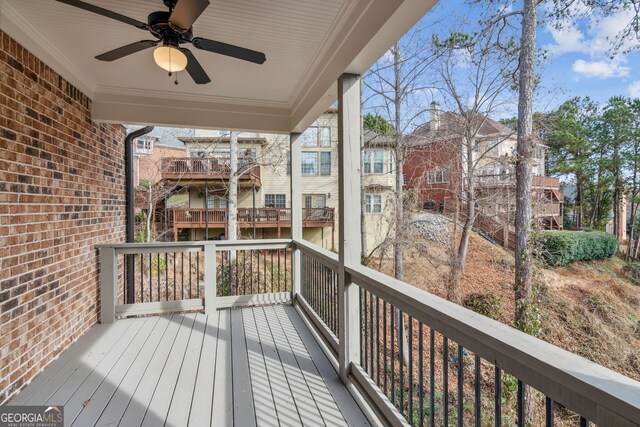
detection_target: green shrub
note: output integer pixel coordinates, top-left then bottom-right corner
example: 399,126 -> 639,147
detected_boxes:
463,292 -> 501,320
540,231 -> 618,266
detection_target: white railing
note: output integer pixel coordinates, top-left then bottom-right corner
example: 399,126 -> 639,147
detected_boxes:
97,239 -> 292,322
98,238 -> 640,426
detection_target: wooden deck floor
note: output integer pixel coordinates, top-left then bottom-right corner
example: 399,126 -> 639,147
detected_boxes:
9,305 -> 370,427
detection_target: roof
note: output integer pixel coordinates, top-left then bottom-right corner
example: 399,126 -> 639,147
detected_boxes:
412,111 -> 515,143
363,128 -> 396,147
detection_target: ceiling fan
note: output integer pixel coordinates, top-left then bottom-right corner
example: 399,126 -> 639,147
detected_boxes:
54,0 -> 267,84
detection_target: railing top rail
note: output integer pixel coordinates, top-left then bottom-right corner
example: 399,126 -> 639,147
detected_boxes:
345,263 -> 640,425
293,238 -> 339,269
96,238 -> 293,251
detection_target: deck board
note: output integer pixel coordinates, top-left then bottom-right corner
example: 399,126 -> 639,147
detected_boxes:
9,306 -> 370,427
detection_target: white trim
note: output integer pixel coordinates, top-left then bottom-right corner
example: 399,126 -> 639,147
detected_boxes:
216,292 -> 291,308
115,299 -> 204,317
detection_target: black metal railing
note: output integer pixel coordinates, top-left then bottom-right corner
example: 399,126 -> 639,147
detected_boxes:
216,247 -> 291,297
353,277 -> 598,427
122,249 -> 203,305
300,249 -> 339,338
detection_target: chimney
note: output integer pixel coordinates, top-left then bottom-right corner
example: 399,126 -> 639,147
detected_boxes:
430,101 -> 441,130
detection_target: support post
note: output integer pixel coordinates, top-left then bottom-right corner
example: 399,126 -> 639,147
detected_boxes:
204,243 -> 217,314
337,73 -> 362,383
100,247 -> 118,324
291,132 -> 303,299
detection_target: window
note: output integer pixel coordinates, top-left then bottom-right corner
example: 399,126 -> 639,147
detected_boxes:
365,194 -> 383,214
265,194 -> 286,208
302,125 -> 332,147
136,139 -> 153,154
301,152 -> 318,175
190,149 -> 208,158
364,150 -> 384,174
320,152 -> 331,176
304,194 -> 326,208
427,169 -> 450,184
389,150 -> 395,174
320,127 -> 331,147
206,195 -> 227,208
287,151 -> 291,176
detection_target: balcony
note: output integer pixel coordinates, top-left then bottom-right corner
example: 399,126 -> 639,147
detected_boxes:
167,207 -> 335,230
476,174 -> 561,190
161,157 -> 261,187
7,239 -> 640,426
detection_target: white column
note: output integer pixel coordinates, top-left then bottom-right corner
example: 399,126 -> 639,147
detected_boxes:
337,73 -> 362,382
290,132 -> 303,298
99,247 -> 117,324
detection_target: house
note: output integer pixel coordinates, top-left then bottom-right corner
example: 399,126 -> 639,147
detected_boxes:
1,1 -> 638,425
404,103 -> 564,230
163,111 -> 338,248
132,135 -> 186,186
157,111 -> 396,252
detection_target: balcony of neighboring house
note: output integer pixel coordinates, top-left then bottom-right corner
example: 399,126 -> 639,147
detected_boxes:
160,156 -> 262,187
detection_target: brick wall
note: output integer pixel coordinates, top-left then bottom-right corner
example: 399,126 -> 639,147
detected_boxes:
0,31 -> 127,403
135,144 -> 186,185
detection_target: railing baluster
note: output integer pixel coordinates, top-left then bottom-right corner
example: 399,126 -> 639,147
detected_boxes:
384,300 -> 388,396
495,367 -> 502,427
165,252 -> 168,301
149,253 -> 153,301
140,254 -> 144,303
376,295 -> 380,387
419,323 -> 424,427
430,328 -> 435,427
545,396 -> 554,427
458,344 -> 463,427
173,253 -> 176,300
391,302 -> 395,405
443,336 -> 449,427
409,317 -> 414,423
369,290 -> 374,377
156,252 -> 160,300
196,251 -> 200,298
399,310 -> 404,414
475,355 -> 481,427
517,379 -> 524,427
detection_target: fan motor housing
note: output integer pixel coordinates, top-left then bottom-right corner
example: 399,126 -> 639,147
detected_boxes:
148,11 -> 192,41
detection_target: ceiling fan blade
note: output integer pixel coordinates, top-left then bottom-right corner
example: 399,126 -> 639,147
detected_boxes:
54,0 -> 148,30
169,0 -> 210,31
96,40 -> 158,62
180,49 -> 211,84
192,37 -> 266,64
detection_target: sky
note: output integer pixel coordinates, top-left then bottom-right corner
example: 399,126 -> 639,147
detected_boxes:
419,0 -> 640,112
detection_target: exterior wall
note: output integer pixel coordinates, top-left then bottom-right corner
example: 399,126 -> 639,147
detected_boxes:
0,32 -> 126,403
404,138 -> 461,205
135,143 -> 185,185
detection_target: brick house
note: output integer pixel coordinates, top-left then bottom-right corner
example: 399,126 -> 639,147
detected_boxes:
404,103 -> 563,229
132,135 -> 186,186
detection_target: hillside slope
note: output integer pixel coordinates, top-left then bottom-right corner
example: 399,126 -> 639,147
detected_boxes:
374,228 -> 640,381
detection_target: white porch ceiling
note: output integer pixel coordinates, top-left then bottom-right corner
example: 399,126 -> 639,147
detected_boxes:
0,0 -> 437,133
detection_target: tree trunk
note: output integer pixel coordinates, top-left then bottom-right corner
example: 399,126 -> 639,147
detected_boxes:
228,131 -> 239,259
391,42 -> 409,367
515,0 -> 538,420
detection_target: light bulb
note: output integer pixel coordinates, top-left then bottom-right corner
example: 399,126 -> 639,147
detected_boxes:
153,46 -> 188,73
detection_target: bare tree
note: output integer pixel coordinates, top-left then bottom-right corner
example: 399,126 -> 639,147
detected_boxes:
427,27 -> 518,302
364,24 -> 440,366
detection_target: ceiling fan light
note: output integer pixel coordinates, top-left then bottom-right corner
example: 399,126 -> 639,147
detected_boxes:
153,46 -> 188,73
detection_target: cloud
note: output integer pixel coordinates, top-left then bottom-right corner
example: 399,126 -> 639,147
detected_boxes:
629,81 -> 640,98
571,59 -> 630,78
544,8 -> 638,57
